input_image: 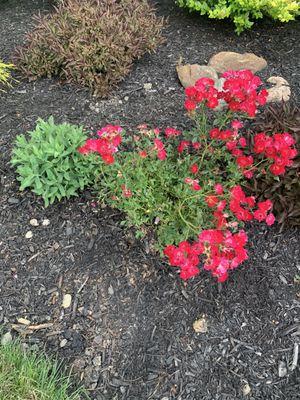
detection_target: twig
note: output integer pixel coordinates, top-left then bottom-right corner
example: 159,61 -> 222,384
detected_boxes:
77,276 -> 89,294
290,343 -> 299,371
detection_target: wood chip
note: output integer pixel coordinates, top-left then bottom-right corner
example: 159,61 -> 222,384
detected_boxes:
17,318 -> 31,325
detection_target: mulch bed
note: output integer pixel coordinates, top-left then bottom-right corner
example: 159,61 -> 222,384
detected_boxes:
0,1 -> 300,399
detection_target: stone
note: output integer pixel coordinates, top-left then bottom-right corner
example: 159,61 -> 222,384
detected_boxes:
242,382 -> 251,396
176,64 -> 218,88
62,294 -> 72,309
7,197 -> 20,204
60,339 -> 68,348
1,331 -> 12,345
29,219 -> 39,227
42,219 -> 50,226
25,231 -> 33,239
193,316 -> 208,333
208,52 -> 267,74
267,76 -> 291,103
92,355 -> 102,367
143,83 -> 152,91
278,360 -> 288,377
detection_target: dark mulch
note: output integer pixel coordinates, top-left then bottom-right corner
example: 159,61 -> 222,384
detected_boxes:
0,1 -> 300,399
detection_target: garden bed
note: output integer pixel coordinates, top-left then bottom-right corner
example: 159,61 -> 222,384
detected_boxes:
0,1 -> 300,399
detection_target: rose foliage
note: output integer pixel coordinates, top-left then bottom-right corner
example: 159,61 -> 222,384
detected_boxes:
78,70 -> 297,283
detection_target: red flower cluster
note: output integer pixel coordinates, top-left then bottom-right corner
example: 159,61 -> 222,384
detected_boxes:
210,128 -> 236,141
184,177 -> 201,191
164,241 -> 203,280
164,228 -> 249,282
78,125 -> 122,164
165,127 -> 181,138
253,132 -> 297,175
153,138 -> 167,160
184,77 -> 219,111
229,185 -> 275,225
221,70 -> 268,117
199,229 -> 248,282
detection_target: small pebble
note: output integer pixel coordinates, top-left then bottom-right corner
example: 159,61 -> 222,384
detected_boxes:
108,286 -> 114,295
92,355 -> 102,367
62,294 -> 72,309
93,335 -> 102,345
144,82 -> 152,90
8,197 -> 19,204
42,219 -> 50,226
278,360 -> 288,377
242,382 -> 251,396
25,231 -> 33,239
60,339 -> 68,348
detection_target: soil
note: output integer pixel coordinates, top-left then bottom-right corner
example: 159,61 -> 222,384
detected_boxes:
0,1 -> 300,399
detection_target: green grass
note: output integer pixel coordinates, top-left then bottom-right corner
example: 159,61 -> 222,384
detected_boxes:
0,336 -> 87,400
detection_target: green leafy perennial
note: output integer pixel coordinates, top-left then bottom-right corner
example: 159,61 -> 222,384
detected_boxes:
177,0 -> 300,33
11,117 -> 99,206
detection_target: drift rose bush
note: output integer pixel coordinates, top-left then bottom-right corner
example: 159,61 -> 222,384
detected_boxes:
78,70 -> 297,283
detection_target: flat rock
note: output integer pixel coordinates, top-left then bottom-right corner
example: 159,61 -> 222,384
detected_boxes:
208,52 -> 267,74
267,76 -> 291,103
176,64 -> 218,88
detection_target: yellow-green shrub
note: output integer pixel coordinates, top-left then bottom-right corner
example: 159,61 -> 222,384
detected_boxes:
177,0 -> 300,33
0,60 -> 14,89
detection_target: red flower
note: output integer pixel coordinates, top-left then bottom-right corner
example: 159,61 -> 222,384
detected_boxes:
238,137 -> 247,147
121,184 -> 132,198
139,150 -> 147,158
210,128 -> 221,139
184,99 -> 197,111
214,183 -> 224,195
266,213 -> 275,226
231,120 -> 243,130
157,149 -> 167,160
165,127 -> 181,138
236,155 -> 253,169
154,139 -> 167,160
253,209 -> 267,222
192,141 -> 201,150
205,195 -> 219,208
190,163 -> 199,174
269,163 -> 286,175
185,177 -> 201,191
178,140 -> 190,153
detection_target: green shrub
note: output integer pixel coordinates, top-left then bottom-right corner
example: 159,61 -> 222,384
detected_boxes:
0,335 -> 87,400
14,0 -> 164,96
11,117 -> 99,206
249,102 -> 300,226
177,0 -> 300,33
